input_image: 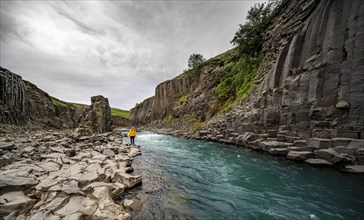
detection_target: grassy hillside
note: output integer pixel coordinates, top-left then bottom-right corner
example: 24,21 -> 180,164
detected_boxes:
51,97 -> 130,119
111,108 -> 130,119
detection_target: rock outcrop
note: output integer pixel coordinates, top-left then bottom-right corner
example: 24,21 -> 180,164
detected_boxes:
131,76 -> 191,125
78,96 -> 112,133
0,67 -> 80,128
131,0 -> 364,172
0,126 -> 141,219
0,67 -> 121,131
112,116 -> 130,128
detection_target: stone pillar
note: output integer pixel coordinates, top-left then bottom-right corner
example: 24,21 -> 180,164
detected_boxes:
90,95 -> 112,133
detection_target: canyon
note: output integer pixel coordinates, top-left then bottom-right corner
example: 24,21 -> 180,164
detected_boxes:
131,0 -> 364,172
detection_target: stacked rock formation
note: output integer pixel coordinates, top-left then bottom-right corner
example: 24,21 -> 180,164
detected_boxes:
196,108 -> 364,173
0,127 -> 141,219
78,96 -> 113,133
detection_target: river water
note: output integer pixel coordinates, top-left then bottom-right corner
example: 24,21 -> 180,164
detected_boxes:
127,132 -> 364,220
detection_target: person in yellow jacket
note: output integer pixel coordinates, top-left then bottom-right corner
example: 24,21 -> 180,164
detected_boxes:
128,127 -> 137,145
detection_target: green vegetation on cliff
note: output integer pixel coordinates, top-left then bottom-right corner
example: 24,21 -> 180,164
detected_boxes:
231,0 -> 289,56
111,108 -> 130,119
51,97 -> 130,119
131,0 -> 288,125
210,51 -> 261,113
51,97 -> 83,109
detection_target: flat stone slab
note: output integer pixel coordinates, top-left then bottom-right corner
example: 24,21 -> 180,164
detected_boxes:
287,151 -> 314,161
287,146 -> 314,152
0,175 -> 39,189
0,191 -> 35,213
259,141 -> 293,151
348,139 -> 364,148
332,138 -> 354,147
55,196 -> 97,216
344,165 -> 364,173
269,148 -> 288,155
0,142 -> 15,151
49,180 -> 82,194
314,149 -> 343,163
293,140 -> 307,147
309,138 -> 332,149
305,159 -> 333,166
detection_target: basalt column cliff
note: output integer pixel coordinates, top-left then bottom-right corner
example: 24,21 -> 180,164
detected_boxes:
0,67 -> 113,133
131,0 -> 364,171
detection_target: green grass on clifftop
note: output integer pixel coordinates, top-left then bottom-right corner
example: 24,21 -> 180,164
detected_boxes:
51,97 -> 130,119
111,108 -> 130,119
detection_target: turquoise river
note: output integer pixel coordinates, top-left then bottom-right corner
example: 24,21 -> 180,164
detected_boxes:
126,133 -> 364,220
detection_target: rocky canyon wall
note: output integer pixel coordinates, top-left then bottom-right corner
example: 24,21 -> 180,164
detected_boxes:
132,0 -> 364,135
0,67 -> 114,133
78,95 -> 113,133
233,0 -> 364,138
131,76 -> 191,124
0,66 -> 79,128
131,0 -> 364,170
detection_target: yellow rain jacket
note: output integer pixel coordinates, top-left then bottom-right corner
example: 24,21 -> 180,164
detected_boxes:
128,128 -> 136,137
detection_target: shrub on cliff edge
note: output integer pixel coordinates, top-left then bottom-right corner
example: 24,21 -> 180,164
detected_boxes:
231,0 -> 288,57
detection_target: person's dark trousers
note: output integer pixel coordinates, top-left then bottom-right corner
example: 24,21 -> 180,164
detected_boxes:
130,136 -> 135,145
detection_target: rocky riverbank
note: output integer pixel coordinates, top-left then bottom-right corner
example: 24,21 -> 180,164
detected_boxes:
138,124 -> 364,174
0,125 -> 142,219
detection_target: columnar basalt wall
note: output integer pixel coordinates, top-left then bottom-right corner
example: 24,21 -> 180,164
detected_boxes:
0,66 -> 77,128
130,76 -> 191,124
196,0 -> 364,171
234,0 -> 364,137
131,0 -> 364,171
0,67 -> 27,124
0,67 -> 115,132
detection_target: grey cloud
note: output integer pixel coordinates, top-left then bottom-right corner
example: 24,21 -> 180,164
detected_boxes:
52,2 -> 105,36
0,0 -> 261,109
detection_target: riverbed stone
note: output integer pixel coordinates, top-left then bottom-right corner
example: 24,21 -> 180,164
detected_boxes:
294,140 -> 307,147
334,146 -> 359,156
29,210 -> 62,220
48,180 -> 82,194
348,139 -> 364,148
41,195 -> 69,212
0,142 -> 15,151
332,138 -> 353,147
113,172 -> 142,188
0,191 -> 35,214
128,146 -> 141,157
259,140 -> 293,151
287,151 -> 314,161
123,199 -> 134,208
269,148 -> 288,155
103,148 -> 115,157
305,158 -> 333,166
314,148 -> 343,162
55,196 -> 97,216
344,165 -> 364,173
309,138 -> 332,149
287,146 -> 314,152
0,175 -> 39,189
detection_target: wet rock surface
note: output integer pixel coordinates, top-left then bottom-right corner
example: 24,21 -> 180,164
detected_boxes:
0,125 -> 141,219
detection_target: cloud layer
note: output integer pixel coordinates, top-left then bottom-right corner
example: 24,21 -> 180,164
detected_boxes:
0,0 -> 260,109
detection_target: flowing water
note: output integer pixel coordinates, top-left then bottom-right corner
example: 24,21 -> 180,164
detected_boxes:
127,132 -> 364,220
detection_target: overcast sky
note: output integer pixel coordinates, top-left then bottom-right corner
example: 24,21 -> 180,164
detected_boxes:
0,0 -> 261,110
